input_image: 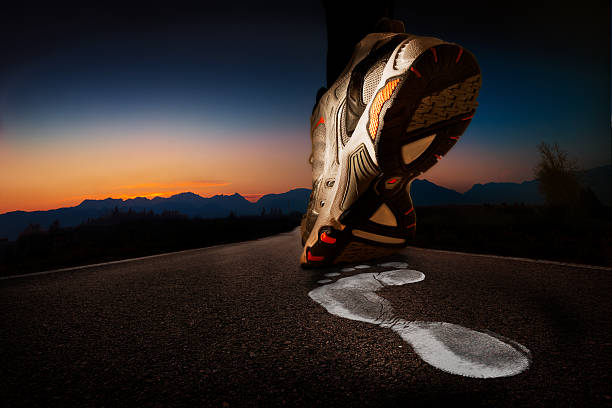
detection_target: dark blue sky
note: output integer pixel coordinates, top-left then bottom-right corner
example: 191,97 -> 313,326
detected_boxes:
0,1 -> 609,212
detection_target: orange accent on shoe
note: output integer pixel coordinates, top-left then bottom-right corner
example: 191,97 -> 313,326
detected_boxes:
307,251 -> 325,261
368,78 -> 401,140
461,114 -> 474,121
450,136 -> 460,140
320,232 -> 336,244
406,222 -> 416,229
314,116 -> 325,129
434,154 -> 442,160
410,66 -> 422,78
455,48 -> 463,63
388,178 -> 398,184
404,208 -> 414,215
431,48 -> 438,63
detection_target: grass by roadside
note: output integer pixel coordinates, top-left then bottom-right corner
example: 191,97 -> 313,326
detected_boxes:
412,204 -> 612,267
1,204 -> 610,277
0,210 -> 302,277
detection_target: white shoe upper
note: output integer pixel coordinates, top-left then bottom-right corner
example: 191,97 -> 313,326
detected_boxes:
303,33 -> 447,248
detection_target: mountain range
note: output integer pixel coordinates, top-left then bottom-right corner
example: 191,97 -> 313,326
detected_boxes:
1,165 -> 609,241
0,189 -> 312,241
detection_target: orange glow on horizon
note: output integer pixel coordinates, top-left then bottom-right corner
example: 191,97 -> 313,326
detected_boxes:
118,181 -> 231,190
243,193 -> 265,203
0,126 -> 313,214
0,124 -> 539,214
110,191 -> 184,200
0,190 -> 299,213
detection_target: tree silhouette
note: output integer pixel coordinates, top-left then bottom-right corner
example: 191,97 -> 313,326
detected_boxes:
19,223 -> 41,238
534,142 -> 580,207
49,219 -> 61,232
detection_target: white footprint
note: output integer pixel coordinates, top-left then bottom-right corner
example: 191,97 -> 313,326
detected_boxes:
309,266 -> 531,378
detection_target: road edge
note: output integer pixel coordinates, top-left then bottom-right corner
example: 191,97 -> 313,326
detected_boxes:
0,230 -> 299,281
2,229 -> 609,280
404,245 -> 612,271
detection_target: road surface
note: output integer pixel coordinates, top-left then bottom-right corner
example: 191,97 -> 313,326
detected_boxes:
1,229 -> 611,407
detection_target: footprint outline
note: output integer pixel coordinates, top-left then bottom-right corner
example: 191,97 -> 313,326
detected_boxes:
309,262 -> 531,378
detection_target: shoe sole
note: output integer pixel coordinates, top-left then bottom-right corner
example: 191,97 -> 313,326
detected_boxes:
302,42 -> 481,267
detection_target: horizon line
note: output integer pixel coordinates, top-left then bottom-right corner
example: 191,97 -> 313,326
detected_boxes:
4,163 -> 608,215
0,187 -> 314,215
0,175 -> 539,216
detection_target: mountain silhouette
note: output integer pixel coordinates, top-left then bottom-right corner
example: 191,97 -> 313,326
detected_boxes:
1,165 -> 609,240
576,165 -> 612,204
257,189 -> 313,214
459,165 -> 610,205
0,189 -> 311,240
410,179 -> 465,205
462,180 -> 542,205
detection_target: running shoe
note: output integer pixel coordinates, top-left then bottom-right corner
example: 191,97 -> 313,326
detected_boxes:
301,32 -> 481,266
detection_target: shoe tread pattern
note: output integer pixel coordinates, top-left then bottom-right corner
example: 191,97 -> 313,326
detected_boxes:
406,75 -> 480,132
375,44 -> 481,179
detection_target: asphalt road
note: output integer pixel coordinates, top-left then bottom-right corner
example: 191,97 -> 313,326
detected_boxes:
1,229 -> 611,407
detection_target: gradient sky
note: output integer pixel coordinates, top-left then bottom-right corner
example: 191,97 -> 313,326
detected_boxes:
0,1 -> 610,213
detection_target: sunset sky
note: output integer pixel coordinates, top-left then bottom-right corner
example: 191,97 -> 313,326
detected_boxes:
0,1 -> 610,214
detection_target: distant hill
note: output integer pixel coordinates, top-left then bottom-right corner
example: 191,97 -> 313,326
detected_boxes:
1,165 -> 608,240
0,188 -> 311,241
257,189 -> 312,214
77,192 -> 257,218
458,165 -> 610,205
462,180 -> 543,205
410,179 -> 465,205
576,165 -> 612,205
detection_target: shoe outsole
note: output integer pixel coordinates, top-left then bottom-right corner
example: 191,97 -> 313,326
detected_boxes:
301,42 -> 481,267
